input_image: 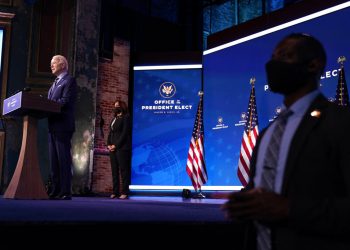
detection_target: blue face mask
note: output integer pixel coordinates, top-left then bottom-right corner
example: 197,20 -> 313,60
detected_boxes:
265,59 -> 311,95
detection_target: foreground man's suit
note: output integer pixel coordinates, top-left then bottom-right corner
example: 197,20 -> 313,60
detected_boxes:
245,94 -> 350,250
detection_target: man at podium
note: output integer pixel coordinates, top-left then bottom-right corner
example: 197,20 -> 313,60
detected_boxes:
47,55 -> 77,200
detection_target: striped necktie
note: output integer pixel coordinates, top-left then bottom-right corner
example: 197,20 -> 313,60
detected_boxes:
256,109 -> 293,250
53,77 -> 59,88
49,78 -> 59,99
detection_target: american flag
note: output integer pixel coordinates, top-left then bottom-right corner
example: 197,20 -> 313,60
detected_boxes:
186,91 -> 207,191
237,78 -> 259,186
335,56 -> 349,106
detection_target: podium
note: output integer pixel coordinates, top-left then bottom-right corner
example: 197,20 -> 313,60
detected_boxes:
2,91 -> 61,199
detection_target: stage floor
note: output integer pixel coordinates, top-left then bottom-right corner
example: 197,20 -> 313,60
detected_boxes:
0,195 -> 227,223
0,195 -> 246,248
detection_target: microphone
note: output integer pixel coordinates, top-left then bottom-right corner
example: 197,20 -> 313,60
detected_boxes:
8,87 -> 31,97
9,89 -> 20,96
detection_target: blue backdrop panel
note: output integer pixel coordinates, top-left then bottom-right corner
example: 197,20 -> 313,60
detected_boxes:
203,3 -> 350,187
132,67 -> 202,187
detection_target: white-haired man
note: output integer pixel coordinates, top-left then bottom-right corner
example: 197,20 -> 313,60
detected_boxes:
48,55 -> 77,200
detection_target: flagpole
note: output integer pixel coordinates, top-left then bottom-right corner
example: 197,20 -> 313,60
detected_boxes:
195,90 -> 206,199
336,56 -> 349,106
186,90 -> 208,199
237,77 -> 259,186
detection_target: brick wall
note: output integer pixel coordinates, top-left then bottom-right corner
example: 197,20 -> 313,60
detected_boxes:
92,38 -> 130,194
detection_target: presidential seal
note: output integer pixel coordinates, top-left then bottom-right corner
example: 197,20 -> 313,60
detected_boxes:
218,116 -> 223,124
159,82 -> 176,98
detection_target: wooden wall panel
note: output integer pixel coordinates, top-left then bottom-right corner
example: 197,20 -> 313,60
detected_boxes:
26,0 -> 75,91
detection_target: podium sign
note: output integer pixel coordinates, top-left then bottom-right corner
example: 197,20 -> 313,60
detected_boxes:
2,91 -> 61,199
3,91 -> 60,117
3,91 -> 22,115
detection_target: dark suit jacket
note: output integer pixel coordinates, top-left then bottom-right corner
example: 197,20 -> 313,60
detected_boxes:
107,114 -> 131,150
245,94 -> 350,250
48,74 -> 77,133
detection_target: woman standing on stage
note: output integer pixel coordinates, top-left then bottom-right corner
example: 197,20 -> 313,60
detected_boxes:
107,100 -> 132,199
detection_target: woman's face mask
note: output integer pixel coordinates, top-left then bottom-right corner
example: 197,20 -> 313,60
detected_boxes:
114,107 -> 122,115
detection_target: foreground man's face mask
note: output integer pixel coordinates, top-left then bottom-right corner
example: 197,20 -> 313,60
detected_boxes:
265,59 -> 311,95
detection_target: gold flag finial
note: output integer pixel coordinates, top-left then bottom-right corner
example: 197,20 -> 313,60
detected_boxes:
250,77 -> 256,86
338,56 -> 346,66
198,90 -> 204,96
